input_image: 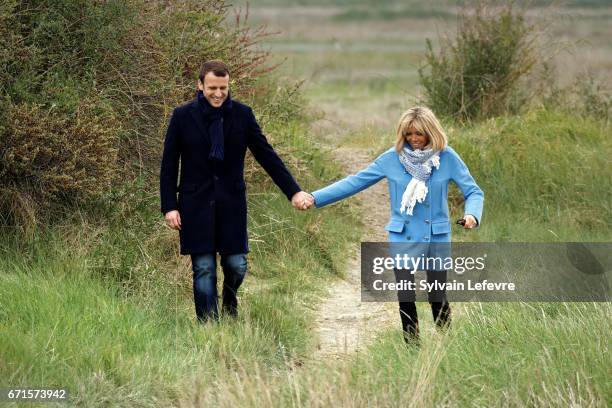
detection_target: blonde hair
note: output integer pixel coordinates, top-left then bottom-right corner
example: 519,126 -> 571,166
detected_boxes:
395,106 -> 448,153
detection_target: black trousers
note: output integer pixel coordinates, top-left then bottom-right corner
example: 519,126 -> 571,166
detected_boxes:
394,268 -> 451,338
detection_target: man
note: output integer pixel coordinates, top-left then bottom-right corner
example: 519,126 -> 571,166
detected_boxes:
160,60 -> 313,322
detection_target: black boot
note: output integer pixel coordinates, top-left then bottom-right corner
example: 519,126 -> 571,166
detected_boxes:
402,325 -> 420,345
431,301 -> 451,331
221,288 -> 238,318
399,302 -> 420,345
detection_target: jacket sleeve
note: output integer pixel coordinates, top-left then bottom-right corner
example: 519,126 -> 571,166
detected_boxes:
449,150 -> 484,225
159,109 -> 181,214
312,159 -> 385,208
245,107 -> 301,201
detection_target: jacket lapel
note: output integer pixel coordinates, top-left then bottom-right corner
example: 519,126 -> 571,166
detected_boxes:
189,98 -> 209,142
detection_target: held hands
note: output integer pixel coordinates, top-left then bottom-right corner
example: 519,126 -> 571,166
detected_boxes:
165,192 -> 314,230
165,210 -> 181,230
291,191 -> 315,211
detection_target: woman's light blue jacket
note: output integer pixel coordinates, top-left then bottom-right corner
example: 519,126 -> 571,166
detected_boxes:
312,146 -> 484,244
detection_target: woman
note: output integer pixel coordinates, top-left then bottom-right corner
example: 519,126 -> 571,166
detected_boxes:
309,106 -> 484,342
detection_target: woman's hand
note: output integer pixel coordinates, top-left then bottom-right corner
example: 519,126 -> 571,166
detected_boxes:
463,214 -> 477,229
291,191 -> 315,211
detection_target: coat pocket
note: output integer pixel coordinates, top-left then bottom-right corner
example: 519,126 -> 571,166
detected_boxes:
384,218 -> 405,233
179,182 -> 197,193
431,220 -> 451,235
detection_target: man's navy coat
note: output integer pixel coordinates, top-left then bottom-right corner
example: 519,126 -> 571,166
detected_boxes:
160,97 -> 301,255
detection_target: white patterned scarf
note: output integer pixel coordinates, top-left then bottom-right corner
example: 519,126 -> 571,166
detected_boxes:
398,147 -> 440,215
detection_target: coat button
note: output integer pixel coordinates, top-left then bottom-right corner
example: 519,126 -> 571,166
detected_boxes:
425,220 -> 431,224
405,220 -> 410,224
406,236 -> 411,241
424,236 -> 430,241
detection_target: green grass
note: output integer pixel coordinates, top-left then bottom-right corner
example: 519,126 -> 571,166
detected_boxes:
104,301 -> 608,406
0,115 -> 362,406
448,108 -> 612,241
229,3 -> 611,406
2,1 -> 612,406
276,301 -> 610,406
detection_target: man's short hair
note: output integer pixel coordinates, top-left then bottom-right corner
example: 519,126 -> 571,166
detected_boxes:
199,60 -> 230,82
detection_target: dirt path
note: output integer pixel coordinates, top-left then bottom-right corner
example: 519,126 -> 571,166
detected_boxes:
312,147 -> 397,359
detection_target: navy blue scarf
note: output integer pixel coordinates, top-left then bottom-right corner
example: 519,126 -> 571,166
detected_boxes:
197,90 -> 233,161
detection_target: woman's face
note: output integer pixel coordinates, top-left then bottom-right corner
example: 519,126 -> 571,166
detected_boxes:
404,126 -> 429,150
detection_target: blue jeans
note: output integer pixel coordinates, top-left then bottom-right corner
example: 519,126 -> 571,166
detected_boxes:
190,253 -> 248,321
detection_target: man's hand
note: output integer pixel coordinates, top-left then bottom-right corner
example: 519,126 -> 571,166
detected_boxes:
291,191 -> 315,211
165,210 -> 181,230
463,214 -> 477,229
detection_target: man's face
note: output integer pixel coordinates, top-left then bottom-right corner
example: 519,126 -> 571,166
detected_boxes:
198,72 -> 229,108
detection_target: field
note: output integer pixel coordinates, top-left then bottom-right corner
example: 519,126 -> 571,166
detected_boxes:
1,0 -> 610,406
228,1 -> 612,406
240,0 -> 611,141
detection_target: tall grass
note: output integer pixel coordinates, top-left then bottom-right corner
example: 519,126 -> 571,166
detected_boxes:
0,111 -> 362,405
110,301 -> 608,406
2,1 -> 610,406
448,108 -> 612,241
195,302 -> 608,407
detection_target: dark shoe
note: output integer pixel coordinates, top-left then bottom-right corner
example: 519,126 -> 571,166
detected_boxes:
196,314 -> 219,325
221,304 -> 238,318
402,326 -> 420,346
435,316 -> 451,333
221,293 -> 238,318
431,301 -> 451,331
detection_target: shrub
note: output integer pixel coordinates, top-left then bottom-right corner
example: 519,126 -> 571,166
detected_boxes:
418,2 -> 540,122
0,0 -> 278,225
0,99 -> 119,218
576,74 -> 611,123
531,64 -> 611,125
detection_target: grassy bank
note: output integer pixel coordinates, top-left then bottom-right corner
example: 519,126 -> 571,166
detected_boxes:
449,108 -> 612,242
158,106 -> 610,407
334,106 -> 612,242
2,0 -> 611,405
0,113 -> 361,406
180,301 -> 609,406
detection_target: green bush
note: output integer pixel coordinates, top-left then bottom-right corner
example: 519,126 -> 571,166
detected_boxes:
0,0 -> 277,225
1,99 -> 118,213
575,74 -> 611,124
418,2 -> 539,122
